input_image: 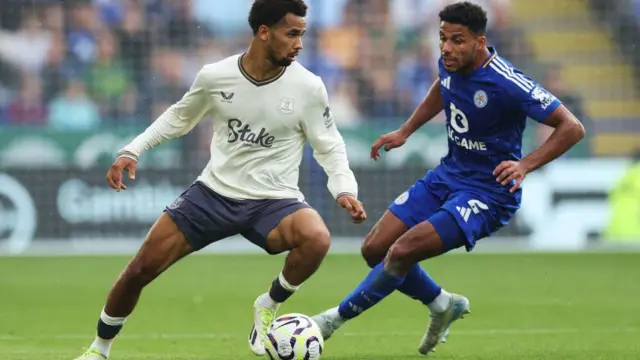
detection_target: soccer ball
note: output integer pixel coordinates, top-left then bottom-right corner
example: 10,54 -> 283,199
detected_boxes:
264,313 -> 324,360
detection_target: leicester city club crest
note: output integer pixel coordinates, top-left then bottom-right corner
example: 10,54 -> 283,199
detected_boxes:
473,90 -> 488,108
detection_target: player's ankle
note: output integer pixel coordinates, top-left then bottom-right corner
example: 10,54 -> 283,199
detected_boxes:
97,308 -> 127,337
268,272 -> 300,304
333,307 -> 348,324
90,336 -> 113,358
427,289 -> 451,313
94,307 -> 127,356
257,292 -> 280,310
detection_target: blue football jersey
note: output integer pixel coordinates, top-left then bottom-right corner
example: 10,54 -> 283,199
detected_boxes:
435,47 -> 561,199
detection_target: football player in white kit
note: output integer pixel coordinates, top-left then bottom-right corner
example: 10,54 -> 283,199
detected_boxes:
73,1 -> 366,359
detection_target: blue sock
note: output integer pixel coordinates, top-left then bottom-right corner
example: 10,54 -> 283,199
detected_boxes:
398,264 -> 442,306
337,262 -> 405,319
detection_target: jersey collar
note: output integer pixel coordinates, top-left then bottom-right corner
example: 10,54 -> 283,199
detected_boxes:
237,53 -> 287,87
482,47 -> 498,68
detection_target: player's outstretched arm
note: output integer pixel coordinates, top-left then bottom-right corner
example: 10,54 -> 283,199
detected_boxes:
371,80 -> 443,160
399,79 -> 444,137
105,67 -> 214,191
117,66 -> 214,162
302,81 -> 365,223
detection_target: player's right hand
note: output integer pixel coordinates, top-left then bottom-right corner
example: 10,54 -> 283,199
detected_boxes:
370,130 -> 408,160
337,194 -> 367,224
106,156 -> 137,192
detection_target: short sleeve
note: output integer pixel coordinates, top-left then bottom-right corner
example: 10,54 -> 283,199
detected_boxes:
492,60 -> 562,123
505,75 -> 562,123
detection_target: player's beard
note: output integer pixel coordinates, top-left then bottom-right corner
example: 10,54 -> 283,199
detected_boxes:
267,47 -> 292,67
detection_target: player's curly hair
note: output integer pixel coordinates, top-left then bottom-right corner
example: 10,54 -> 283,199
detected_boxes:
439,1 -> 488,35
248,0 -> 308,35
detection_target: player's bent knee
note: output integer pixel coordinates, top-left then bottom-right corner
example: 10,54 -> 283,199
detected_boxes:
361,235 -> 385,268
361,211 -> 408,268
295,218 -> 331,257
386,242 -> 412,264
296,224 -> 331,256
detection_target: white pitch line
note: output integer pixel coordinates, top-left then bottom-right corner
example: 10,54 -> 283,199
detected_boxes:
0,327 -> 637,341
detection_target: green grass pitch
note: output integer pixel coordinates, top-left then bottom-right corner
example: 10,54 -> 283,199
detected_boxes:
1,252 -> 639,359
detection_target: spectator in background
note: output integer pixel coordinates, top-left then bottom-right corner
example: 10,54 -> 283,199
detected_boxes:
115,0 -> 152,87
42,1 -> 65,33
94,0 -> 124,28
84,30 -> 132,119
181,36 -> 227,88
4,74 -> 46,126
48,79 -> 100,131
345,0 -> 407,119
329,79 -> 362,128
395,39 -> 436,113
543,64 -> 586,121
605,149 -> 640,241
41,32 -> 70,104
0,12 -> 53,75
144,46 -> 188,114
66,0 -> 102,70
162,0 -> 211,50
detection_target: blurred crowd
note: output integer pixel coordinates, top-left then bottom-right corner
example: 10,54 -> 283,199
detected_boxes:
0,0 -> 540,131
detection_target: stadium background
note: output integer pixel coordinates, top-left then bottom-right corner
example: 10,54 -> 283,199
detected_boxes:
0,0 -> 639,255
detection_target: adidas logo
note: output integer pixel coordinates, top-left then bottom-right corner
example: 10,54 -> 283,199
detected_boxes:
457,206 -> 472,222
441,76 -> 451,90
456,199 -> 489,222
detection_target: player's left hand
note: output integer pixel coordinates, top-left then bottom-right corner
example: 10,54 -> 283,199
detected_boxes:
493,160 -> 528,193
337,194 -> 367,224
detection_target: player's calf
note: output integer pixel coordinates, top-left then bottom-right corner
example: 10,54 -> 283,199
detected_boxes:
250,208 -> 331,356
382,213 -> 472,355
75,213 -> 193,359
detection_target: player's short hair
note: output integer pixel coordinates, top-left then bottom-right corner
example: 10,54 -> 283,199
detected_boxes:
439,1 -> 488,35
248,0 -> 308,35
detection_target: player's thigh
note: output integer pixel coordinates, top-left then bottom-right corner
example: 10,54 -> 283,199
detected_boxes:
387,171 -> 447,230
376,172 -> 446,262
123,212 -> 194,282
360,210 -> 409,267
242,200 -> 329,255
388,192 -> 513,265
165,182 -> 245,251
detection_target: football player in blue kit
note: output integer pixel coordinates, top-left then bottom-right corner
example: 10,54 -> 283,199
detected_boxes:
312,1 -> 586,355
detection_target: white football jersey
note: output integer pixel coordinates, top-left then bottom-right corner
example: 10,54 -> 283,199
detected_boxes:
121,54 -> 358,201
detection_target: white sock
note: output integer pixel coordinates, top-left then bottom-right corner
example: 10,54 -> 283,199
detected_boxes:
90,336 -> 114,357
258,292 -> 280,310
277,271 -> 301,293
90,308 -> 127,357
260,272 -> 301,309
428,289 -> 452,314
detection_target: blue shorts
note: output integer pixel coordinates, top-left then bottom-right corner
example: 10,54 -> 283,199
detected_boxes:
388,170 -> 518,252
165,181 -> 311,254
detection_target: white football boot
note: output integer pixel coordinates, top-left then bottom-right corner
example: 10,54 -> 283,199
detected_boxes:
73,348 -> 107,360
418,293 -> 471,355
249,296 -> 278,356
